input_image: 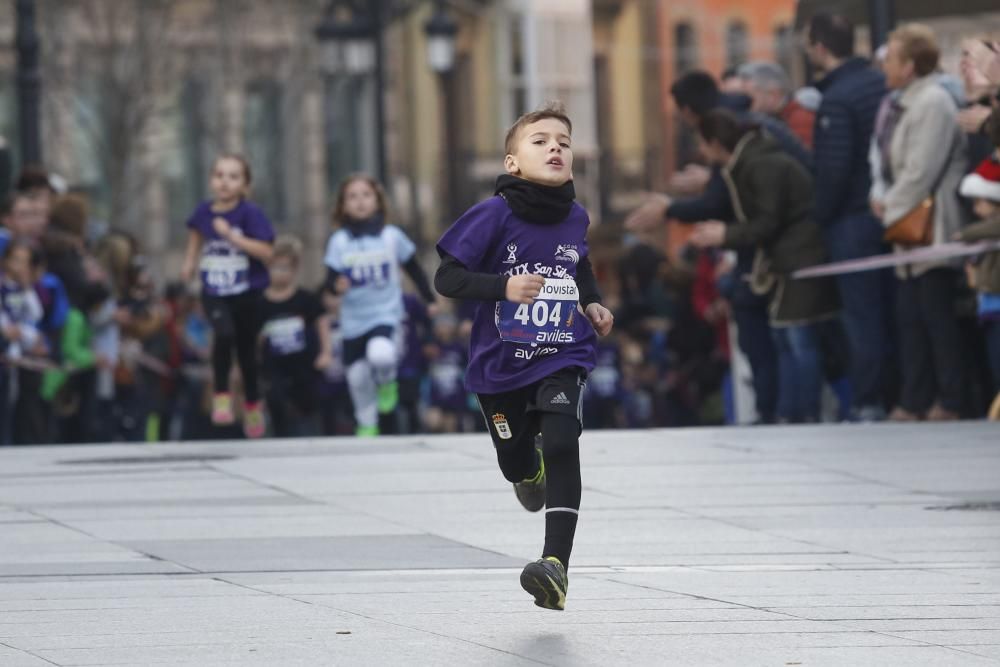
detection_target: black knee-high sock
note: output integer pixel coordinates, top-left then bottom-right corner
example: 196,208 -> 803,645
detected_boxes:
540,412 -> 581,568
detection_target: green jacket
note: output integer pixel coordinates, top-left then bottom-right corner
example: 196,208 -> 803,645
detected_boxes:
720,131 -> 840,326
958,212 -> 1000,295
42,309 -> 95,402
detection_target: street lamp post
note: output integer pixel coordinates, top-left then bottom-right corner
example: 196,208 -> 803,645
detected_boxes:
16,0 -> 42,166
316,0 -> 385,183
867,0 -> 896,52
424,2 -> 459,220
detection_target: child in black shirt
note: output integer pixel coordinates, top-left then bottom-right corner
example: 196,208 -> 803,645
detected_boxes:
260,237 -> 332,437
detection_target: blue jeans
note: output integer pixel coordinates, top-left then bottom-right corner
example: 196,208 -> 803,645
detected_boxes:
984,320 -> 1000,393
771,324 -> 823,422
0,366 -> 11,445
825,213 -> 896,411
731,296 -> 778,423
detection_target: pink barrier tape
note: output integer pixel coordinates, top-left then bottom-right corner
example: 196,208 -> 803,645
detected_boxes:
792,241 -> 1000,279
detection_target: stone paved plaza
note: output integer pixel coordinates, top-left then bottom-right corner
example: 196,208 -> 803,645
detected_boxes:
0,423 -> 999,665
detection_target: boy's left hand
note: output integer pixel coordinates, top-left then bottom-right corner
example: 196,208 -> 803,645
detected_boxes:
585,303 -> 614,337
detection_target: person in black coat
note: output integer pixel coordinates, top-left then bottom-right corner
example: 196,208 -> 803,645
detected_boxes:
626,71 -> 812,423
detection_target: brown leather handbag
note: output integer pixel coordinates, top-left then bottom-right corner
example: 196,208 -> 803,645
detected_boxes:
884,197 -> 933,246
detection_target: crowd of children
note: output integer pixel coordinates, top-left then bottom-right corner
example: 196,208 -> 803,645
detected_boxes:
0,155 -> 775,445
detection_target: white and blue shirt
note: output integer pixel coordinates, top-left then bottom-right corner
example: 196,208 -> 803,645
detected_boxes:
324,224 -> 416,340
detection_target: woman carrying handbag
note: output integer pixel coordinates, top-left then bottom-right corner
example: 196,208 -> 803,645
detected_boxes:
870,24 -> 969,421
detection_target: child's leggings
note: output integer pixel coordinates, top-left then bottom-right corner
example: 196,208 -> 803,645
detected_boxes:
204,290 -> 262,404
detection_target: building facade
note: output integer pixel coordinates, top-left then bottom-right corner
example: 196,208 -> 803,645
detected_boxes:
0,0 -> 608,282
2,0 -> 996,285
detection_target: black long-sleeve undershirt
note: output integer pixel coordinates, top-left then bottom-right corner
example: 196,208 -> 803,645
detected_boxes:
434,250 -> 602,307
325,256 -> 436,304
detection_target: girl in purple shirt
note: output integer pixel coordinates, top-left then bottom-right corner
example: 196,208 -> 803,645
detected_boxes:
181,155 -> 275,438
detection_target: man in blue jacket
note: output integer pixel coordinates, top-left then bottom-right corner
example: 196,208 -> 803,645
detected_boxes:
806,12 -> 894,421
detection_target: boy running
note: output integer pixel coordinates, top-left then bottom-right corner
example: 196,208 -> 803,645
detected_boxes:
435,102 -> 613,610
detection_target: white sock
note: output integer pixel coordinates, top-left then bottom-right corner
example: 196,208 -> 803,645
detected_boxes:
366,336 -> 398,387
346,359 -> 378,428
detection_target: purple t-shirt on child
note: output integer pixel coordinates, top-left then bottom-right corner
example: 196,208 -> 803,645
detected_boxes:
437,195 -> 597,394
186,200 -> 275,296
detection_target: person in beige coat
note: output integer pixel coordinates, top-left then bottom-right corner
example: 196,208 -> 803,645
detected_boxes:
870,24 -> 968,421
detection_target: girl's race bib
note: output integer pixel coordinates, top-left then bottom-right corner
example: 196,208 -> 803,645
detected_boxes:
200,243 -> 250,296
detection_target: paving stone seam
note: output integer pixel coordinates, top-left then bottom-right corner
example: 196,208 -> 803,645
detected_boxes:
0,639 -> 62,666
211,575 -> 556,666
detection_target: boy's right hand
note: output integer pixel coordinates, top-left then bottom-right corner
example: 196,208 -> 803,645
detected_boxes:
505,274 -> 545,304
335,275 -> 351,294
181,259 -> 195,283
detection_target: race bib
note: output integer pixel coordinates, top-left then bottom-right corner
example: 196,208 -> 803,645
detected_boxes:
344,250 -> 392,288
497,278 -> 579,345
263,316 -> 307,356
201,245 -> 250,296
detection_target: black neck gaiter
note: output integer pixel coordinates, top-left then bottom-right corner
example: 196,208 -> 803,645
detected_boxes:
344,213 -> 385,238
494,174 -> 575,225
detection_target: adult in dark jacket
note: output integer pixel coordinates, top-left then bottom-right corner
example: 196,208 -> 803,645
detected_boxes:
805,12 -> 893,421
626,72 -> 812,423
690,111 -> 840,423
44,194 -> 109,310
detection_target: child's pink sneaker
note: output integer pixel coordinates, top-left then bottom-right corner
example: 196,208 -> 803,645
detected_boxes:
243,401 -> 266,439
212,393 -> 235,426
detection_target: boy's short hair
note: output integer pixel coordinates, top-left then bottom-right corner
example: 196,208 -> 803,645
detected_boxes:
808,12 -> 855,59
670,71 -> 719,116
271,235 -> 303,265
504,102 -> 573,156
889,24 -> 940,77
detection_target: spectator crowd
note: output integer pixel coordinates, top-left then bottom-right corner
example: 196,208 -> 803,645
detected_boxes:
625,13 -> 1000,425
1,12 -> 999,444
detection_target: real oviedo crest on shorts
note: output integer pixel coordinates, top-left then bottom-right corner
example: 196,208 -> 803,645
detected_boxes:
492,413 -> 513,440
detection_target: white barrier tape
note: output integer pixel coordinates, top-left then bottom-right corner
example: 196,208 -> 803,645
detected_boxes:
792,241 -> 1000,279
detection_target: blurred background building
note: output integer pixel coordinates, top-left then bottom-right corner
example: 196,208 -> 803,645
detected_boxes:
0,0 -> 998,282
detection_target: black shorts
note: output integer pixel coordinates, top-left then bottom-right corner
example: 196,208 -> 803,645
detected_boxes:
476,366 -> 587,448
342,325 -> 396,366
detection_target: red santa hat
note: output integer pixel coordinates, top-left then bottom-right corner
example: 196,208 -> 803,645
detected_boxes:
961,157 -> 1000,202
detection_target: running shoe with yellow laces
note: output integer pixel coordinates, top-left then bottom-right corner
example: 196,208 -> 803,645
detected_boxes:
520,556 -> 568,610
